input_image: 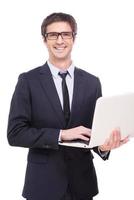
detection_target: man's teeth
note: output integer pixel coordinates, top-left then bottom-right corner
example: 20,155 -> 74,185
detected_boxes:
55,47 -> 65,50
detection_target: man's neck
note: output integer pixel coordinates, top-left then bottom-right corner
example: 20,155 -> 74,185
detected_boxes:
49,59 -> 72,70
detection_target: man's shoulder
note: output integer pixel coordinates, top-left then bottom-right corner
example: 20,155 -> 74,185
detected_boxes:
75,67 -> 99,81
18,63 -> 47,80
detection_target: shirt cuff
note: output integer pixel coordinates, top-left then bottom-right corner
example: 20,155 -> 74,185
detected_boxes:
98,147 -> 109,157
58,130 -> 62,143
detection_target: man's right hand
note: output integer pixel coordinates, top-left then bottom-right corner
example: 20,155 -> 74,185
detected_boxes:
60,126 -> 91,142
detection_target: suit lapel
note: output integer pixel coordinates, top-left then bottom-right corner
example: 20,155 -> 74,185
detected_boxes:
39,63 -> 65,127
38,64 -> 85,128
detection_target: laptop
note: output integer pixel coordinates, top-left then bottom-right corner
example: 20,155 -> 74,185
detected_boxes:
59,93 -> 134,148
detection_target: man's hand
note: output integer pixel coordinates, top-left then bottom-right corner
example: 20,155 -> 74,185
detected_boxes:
98,129 -> 129,152
60,126 -> 91,142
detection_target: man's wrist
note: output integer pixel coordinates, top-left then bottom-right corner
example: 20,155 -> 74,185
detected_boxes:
58,130 -> 62,142
98,145 -> 107,152
98,146 -> 109,157
58,130 -> 66,143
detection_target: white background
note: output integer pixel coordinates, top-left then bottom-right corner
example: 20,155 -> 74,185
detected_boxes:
0,0 -> 134,199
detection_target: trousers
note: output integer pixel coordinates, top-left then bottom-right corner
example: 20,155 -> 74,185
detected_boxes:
27,198 -> 93,200
61,194 -> 93,200
26,187 -> 93,200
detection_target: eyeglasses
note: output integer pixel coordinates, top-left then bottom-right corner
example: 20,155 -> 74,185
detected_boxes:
45,32 -> 76,40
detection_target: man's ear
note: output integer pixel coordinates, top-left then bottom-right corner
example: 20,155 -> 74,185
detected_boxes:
73,34 -> 77,42
73,37 -> 76,43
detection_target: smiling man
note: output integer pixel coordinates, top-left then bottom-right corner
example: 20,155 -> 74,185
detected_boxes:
7,12 -> 128,200
44,23 -> 75,64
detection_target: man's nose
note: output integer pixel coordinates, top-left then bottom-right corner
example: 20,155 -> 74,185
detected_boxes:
56,35 -> 64,43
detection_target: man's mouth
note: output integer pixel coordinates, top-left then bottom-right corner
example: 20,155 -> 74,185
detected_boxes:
54,46 -> 66,52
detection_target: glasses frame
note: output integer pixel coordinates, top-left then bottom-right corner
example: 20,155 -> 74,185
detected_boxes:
45,32 -> 77,40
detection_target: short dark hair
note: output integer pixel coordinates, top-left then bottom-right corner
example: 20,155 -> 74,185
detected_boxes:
41,12 -> 77,39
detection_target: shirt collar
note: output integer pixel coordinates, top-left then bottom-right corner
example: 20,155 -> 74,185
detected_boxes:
47,60 -> 75,79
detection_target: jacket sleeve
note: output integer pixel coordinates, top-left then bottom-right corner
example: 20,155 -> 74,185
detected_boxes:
7,74 -> 60,149
92,78 -> 110,160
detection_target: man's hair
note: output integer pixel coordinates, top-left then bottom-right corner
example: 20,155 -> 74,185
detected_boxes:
41,12 -> 77,39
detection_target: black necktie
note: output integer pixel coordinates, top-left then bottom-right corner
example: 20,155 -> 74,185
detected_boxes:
58,71 -> 70,126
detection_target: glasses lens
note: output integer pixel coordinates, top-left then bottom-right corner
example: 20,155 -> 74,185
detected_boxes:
47,32 -> 58,40
61,32 -> 73,39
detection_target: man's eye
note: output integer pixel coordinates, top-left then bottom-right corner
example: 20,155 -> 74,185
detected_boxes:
62,33 -> 71,36
49,33 -> 57,37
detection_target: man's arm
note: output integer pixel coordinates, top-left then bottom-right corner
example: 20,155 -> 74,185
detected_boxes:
60,128 -> 129,160
7,74 -> 60,149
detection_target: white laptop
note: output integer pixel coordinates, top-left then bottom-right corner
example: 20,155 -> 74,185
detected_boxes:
59,93 -> 134,148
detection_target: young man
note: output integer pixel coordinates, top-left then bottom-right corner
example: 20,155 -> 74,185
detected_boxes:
7,13 -> 128,200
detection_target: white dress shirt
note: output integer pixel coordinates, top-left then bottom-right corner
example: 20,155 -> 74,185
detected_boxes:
47,60 -> 74,110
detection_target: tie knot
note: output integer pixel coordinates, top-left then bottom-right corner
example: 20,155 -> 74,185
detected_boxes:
58,71 -> 68,79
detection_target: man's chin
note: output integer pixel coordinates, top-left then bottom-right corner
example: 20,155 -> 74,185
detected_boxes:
54,54 -> 67,60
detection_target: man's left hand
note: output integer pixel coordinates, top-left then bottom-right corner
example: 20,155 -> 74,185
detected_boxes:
98,129 -> 129,152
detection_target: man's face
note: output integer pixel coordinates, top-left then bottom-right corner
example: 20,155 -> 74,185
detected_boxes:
44,22 -> 75,63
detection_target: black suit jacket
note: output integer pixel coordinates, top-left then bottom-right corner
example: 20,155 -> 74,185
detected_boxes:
7,63 -> 109,200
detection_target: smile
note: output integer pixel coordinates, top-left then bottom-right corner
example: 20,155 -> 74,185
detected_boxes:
54,47 -> 66,52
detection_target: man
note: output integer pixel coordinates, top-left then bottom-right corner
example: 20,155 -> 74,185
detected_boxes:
7,12 -> 128,200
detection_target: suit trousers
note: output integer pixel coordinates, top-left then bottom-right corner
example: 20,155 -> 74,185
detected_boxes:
61,195 -> 93,200
26,186 -> 93,200
26,198 -> 93,200
26,199 -> 93,200
60,193 -> 93,200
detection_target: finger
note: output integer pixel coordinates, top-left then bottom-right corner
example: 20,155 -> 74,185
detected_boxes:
113,130 -> 121,148
122,135 -> 130,141
110,130 -> 121,148
120,136 -> 129,145
78,135 -> 90,141
81,132 -> 91,138
81,127 -> 91,135
107,131 -> 115,149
